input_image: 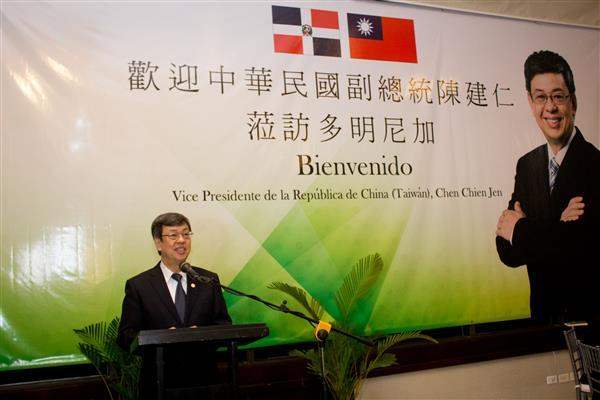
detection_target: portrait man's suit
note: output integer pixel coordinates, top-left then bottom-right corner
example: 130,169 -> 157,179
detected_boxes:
117,263 -> 232,395
496,127 -> 600,323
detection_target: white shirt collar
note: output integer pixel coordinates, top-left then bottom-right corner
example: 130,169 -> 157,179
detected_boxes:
159,261 -> 188,300
547,128 -> 575,166
159,261 -> 187,283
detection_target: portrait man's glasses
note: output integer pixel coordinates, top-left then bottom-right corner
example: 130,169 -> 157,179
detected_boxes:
531,92 -> 570,105
162,232 -> 193,240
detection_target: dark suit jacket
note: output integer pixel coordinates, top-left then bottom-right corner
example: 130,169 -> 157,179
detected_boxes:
117,262 -> 232,350
496,128 -> 600,322
117,263 -> 232,394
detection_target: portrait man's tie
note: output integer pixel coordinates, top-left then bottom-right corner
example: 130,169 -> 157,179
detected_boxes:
549,157 -> 559,192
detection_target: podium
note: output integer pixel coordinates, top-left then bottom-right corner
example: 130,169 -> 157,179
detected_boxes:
136,323 -> 269,400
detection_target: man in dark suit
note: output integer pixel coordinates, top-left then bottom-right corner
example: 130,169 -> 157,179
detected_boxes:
496,50 -> 599,328
117,212 -> 232,396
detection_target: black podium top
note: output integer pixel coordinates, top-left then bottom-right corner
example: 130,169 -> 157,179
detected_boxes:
136,323 -> 269,347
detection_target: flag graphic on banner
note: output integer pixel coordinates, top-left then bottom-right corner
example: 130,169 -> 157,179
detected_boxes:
347,13 -> 417,63
272,5 -> 341,57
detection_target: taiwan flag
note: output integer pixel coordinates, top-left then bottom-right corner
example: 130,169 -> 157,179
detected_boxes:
347,13 -> 417,63
272,5 -> 341,57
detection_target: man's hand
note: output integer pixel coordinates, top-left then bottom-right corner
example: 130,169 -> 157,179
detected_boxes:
561,196 -> 585,222
496,201 -> 526,242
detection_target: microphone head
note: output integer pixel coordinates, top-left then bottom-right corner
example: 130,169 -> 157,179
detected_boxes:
179,263 -> 213,284
180,262 -> 192,272
316,329 -> 330,341
314,320 -> 332,341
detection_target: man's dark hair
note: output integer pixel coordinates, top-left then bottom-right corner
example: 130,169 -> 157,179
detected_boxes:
524,50 -> 575,94
151,212 -> 191,239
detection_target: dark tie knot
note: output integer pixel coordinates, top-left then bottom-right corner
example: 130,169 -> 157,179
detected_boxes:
171,273 -> 182,282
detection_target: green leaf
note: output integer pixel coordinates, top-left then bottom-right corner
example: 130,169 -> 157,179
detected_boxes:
361,332 -> 437,378
376,332 -> 437,351
334,253 -> 383,322
368,352 -> 396,370
74,321 -> 106,346
74,316 -> 141,400
78,343 -> 107,370
267,281 -> 324,320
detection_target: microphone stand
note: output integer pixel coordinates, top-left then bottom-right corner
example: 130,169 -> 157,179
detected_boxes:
221,284 -> 374,346
183,267 -> 374,399
317,337 -> 327,400
219,284 -> 374,400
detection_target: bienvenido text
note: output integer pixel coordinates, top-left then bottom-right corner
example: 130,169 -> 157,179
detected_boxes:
297,154 -> 412,176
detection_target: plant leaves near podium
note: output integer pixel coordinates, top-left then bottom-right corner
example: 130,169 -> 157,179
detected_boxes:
74,316 -> 141,400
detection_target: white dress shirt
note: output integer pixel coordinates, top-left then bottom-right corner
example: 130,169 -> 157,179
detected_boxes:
159,261 -> 188,303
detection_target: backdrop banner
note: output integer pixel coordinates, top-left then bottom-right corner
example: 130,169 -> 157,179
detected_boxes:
1,1 -> 598,370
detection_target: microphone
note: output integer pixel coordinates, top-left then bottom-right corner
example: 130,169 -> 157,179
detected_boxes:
180,262 -> 214,284
314,320 -> 332,341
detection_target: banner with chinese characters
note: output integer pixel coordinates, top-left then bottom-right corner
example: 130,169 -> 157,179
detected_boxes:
1,1 -> 598,370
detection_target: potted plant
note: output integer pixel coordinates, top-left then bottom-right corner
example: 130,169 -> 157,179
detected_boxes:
268,253 -> 436,400
74,316 -> 141,400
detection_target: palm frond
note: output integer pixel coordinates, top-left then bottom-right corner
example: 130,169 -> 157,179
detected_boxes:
106,317 -> 120,341
367,352 -> 396,370
267,281 -> 323,320
375,332 -> 412,353
335,253 -> 383,322
78,343 -> 108,370
74,316 -> 141,400
309,297 -> 325,320
376,332 -> 437,351
361,332 -> 437,378
74,321 -> 108,347
74,321 -> 112,361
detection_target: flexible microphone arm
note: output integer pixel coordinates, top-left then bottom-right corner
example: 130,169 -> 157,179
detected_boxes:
180,262 -> 213,284
180,263 -> 374,347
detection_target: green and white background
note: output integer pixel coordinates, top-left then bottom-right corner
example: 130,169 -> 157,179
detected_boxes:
1,1 -> 598,370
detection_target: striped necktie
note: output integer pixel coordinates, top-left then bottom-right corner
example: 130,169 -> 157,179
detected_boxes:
549,157 -> 559,192
171,273 -> 186,323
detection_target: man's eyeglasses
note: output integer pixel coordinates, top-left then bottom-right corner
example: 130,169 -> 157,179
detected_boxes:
161,232 -> 193,240
531,92 -> 570,105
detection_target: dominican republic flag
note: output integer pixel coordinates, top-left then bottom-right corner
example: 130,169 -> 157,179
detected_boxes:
347,13 -> 417,63
272,5 -> 341,57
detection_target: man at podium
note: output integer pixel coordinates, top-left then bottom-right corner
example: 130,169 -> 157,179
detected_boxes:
117,212 -> 232,397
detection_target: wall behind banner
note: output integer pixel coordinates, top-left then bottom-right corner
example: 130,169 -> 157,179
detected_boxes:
1,1 -> 598,370
404,0 -> 600,28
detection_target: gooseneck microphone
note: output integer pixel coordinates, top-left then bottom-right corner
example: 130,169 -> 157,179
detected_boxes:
180,262 -> 214,284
